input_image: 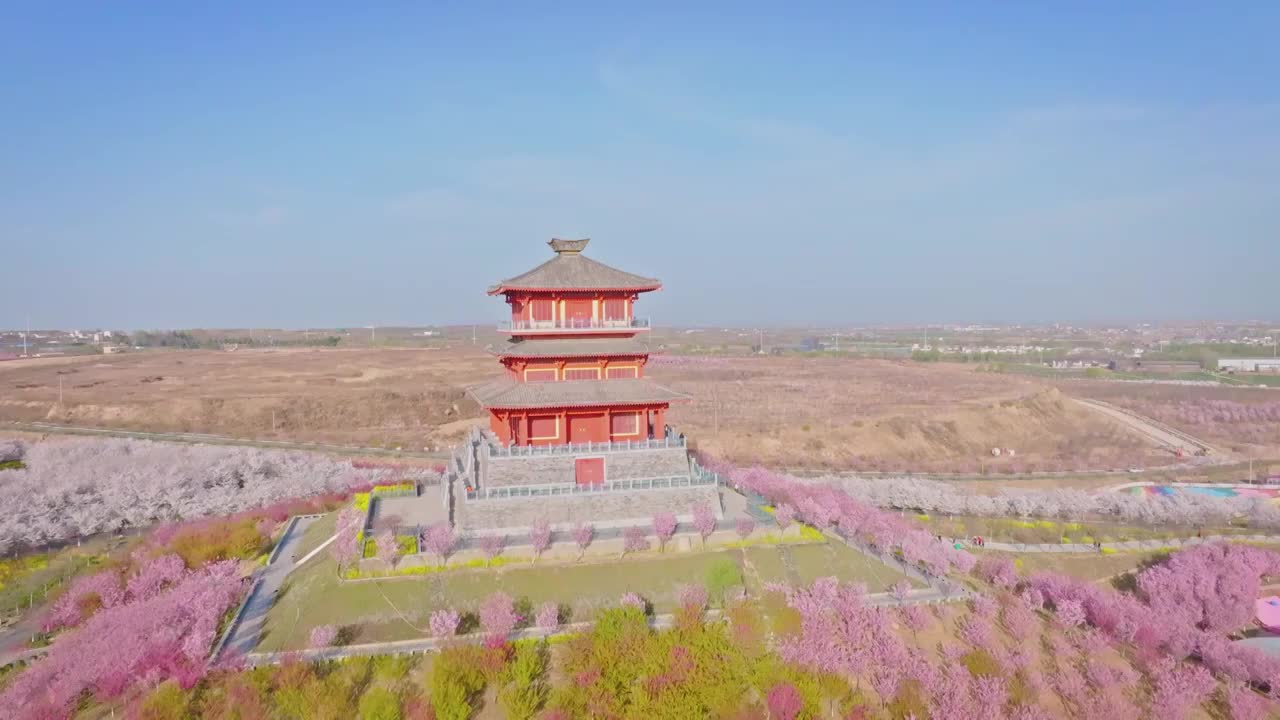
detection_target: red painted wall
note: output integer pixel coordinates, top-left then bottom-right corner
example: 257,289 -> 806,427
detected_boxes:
567,413 -> 608,443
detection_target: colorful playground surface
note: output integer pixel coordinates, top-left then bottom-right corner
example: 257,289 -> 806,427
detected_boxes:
1121,484 -> 1280,501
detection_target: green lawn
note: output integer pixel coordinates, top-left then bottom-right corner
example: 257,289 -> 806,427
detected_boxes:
787,542 -> 923,589
976,549 -> 1164,583
258,538 -> 914,652
292,513 -> 337,560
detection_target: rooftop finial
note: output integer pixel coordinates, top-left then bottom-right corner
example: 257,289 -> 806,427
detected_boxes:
548,238 -> 590,254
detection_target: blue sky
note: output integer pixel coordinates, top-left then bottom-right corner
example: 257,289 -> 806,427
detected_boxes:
3,3 -> 1277,329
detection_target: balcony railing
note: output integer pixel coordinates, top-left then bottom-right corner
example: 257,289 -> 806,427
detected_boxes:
488,433 -> 685,458
465,472 -> 716,501
498,317 -> 650,332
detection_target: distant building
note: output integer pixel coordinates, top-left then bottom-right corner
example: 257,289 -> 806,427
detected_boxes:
1117,359 -> 1202,373
101,344 -> 126,354
1219,357 -> 1280,373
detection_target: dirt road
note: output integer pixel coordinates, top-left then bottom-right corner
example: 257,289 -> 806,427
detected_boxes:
1071,398 -> 1220,457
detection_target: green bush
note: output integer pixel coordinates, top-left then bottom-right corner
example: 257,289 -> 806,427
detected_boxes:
136,680 -> 190,720
164,517 -> 271,567
430,646 -> 488,720
357,686 -> 402,720
498,641 -> 549,719
705,557 -> 743,604
961,649 -> 1000,677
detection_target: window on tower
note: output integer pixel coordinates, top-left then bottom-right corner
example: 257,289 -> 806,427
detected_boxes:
603,298 -> 626,321
531,298 -> 554,323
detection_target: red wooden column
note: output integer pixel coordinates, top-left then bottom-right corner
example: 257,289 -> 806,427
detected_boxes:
653,407 -> 666,439
494,411 -> 511,445
558,409 -> 568,443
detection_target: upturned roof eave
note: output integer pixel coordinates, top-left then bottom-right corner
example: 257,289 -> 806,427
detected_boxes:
487,283 -> 662,295
478,397 -> 691,411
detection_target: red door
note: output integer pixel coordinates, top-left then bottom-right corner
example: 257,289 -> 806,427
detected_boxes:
568,413 -> 606,443
575,457 -> 604,485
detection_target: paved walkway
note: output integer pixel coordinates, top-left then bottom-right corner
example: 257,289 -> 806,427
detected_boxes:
214,515 -> 320,659
975,533 -> 1280,554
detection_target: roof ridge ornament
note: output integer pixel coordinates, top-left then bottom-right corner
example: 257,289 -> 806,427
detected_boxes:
548,238 -> 590,254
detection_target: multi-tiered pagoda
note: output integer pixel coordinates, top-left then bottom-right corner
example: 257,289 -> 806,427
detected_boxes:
470,239 -> 688,460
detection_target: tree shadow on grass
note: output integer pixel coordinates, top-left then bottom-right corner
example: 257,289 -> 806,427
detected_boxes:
336,624 -> 360,646
1109,551 -> 1171,593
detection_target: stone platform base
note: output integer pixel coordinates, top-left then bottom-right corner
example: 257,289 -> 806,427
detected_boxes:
456,485 -> 722,535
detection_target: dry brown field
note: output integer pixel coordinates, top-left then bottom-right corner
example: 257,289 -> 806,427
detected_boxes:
0,347 -> 1172,470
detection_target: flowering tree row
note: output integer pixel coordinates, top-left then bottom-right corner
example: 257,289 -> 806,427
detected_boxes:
814,473 -> 1280,529
0,555 -> 247,718
0,437 -> 436,553
705,461 -> 975,577
1027,543 -> 1280,688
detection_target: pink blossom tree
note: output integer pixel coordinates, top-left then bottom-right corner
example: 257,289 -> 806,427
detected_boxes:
620,592 -> 646,611
572,522 -> 593,561
774,503 -> 797,532
890,579 -> 911,603
678,584 -> 708,611
901,604 -> 929,639
529,518 -> 552,562
972,595 -> 998,618
309,624 -> 337,648
735,517 -> 755,541
43,569 -> 125,631
429,608 -> 460,638
692,502 -> 717,546
1,560 -> 245,717
1148,658 -> 1216,720
622,526 -> 649,556
652,512 -> 678,552
480,534 -> 506,566
535,602 -> 560,631
479,592 -> 521,641
375,530 -> 398,569
0,436 -> 433,554
1055,599 -> 1086,630
421,523 -> 456,568
766,682 -> 803,720
328,526 -> 362,571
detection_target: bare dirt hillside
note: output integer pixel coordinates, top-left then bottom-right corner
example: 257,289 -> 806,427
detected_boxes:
0,348 -> 493,451
649,356 -> 1164,472
0,349 -> 1165,470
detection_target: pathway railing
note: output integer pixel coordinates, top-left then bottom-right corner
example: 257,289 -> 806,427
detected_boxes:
498,317 -> 650,332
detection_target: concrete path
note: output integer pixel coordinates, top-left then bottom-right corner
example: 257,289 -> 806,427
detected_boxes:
977,533 -> 1280,554
214,515 -> 320,659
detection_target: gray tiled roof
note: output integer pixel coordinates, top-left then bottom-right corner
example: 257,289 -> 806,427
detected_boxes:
493,338 -> 652,358
489,239 -> 661,293
468,377 -> 690,409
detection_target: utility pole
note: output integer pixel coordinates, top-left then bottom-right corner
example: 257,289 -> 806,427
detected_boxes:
370,326 -> 376,344
472,325 -> 476,345
58,375 -> 63,405
23,315 -> 29,357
